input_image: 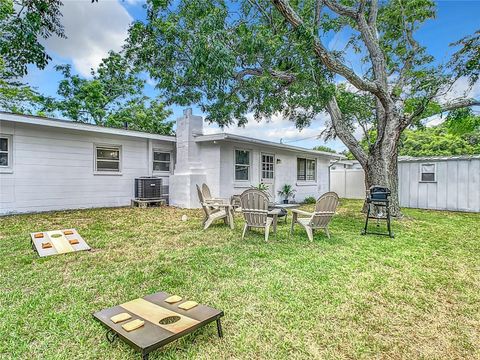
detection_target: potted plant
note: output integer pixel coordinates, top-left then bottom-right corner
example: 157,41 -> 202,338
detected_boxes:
278,184 -> 296,204
252,182 -> 269,191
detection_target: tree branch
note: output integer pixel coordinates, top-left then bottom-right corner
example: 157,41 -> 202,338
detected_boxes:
322,0 -> 356,18
271,0 -> 381,98
247,0 -> 273,25
235,68 -> 296,83
439,98 -> 480,112
314,0 -> 323,30
326,96 -> 368,166
368,0 -> 378,31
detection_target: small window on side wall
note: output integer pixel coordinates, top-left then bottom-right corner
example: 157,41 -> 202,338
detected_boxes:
297,158 -> 316,181
421,163 -> 435,182
235,149 -> 250,181
153,150 -> 171,172
0,135 -> 10,168
95,145 -> 121,173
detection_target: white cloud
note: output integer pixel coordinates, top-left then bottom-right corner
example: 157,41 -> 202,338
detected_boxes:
124,0 -> 145,5
426,77 -> 480,127
43,0 -> 133,76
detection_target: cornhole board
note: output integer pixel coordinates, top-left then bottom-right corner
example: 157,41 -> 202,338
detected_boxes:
30,229 -> 90,257
93,292 -> 224,360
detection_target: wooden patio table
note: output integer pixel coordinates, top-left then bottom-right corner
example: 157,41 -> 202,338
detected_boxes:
93,292 -> 224,360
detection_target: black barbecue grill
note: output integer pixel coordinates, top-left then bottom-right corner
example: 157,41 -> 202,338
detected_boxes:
361,185 -> 394,238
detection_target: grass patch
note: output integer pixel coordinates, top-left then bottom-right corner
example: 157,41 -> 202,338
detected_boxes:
0,199 -> 479,359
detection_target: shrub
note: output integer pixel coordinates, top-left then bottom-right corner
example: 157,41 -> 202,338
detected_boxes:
303,196 -> 316,204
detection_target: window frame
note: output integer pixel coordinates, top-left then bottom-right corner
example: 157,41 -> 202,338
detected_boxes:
296,157 -> 317,182
0,134 -> 13,172
234,148 -> 251,182
152,149 -> 172,174
420,163 -> 436,183
94,144 -> 122,175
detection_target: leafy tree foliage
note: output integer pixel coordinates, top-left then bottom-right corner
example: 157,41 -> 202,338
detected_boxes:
313,145 -> 337,153
0,0 -> 65,112
44,52 -> 174,135
0,0 -> 65,80
444,108 -> 480,136
449,30 -> 480,87
400,125 -> 480,157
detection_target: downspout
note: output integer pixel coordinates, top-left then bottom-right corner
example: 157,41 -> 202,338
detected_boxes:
328,157 -> 341,192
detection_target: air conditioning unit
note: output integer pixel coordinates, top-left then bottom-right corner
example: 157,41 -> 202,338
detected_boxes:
135,177 -> 163,200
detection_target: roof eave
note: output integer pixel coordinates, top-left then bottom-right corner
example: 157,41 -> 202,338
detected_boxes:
195,133 -> 345,159
0,112 -> 176,142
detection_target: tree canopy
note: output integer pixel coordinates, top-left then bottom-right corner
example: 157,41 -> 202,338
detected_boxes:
124,0 -> 479,213
0,0 -> 65,113
43,52 -> 174,135
313,145 -> 337,153
400,125 -> 480,157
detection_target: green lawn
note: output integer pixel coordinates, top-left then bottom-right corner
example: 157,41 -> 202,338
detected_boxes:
1,200 -> 479,359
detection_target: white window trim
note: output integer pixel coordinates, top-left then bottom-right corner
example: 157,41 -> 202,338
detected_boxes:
419,162 -> 436,183
0,134 -> 13,173
93,144 -> 123,176
234,148 -> 251,182
152,149 -> 172,174
296,157 -> 317,183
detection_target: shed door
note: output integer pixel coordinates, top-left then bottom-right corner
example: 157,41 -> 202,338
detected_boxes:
261,153 -> 275,199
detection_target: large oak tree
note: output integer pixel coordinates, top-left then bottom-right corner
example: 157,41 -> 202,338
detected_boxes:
126,0 -> 479,214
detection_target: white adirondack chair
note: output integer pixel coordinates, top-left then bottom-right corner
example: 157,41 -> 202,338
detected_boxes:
291,192 -> 339,241
201,183 -> 227,205
240,189 -> 274,241
196,184 -> 233,230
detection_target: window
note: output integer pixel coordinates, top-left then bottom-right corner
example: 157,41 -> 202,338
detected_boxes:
261,154 -> 274,179
153,150 -> 171,172
297,158 -> 316,181
235,149 -> 250,181
421,163 -> 435,182
0,136 -> 10,168
95,145 -> 121,173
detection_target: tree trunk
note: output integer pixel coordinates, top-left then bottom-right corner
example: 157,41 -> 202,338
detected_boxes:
363,144 -> 401,217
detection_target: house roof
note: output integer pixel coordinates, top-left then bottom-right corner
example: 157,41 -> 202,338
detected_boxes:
195,132 -> 345,158
0,112 -> 176,142
330,155 -> 480,165
398,155 -> 480,162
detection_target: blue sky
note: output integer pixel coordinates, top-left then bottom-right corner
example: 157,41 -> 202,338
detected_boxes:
26,0 -> 480,151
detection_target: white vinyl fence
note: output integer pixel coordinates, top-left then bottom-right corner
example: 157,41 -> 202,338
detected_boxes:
330,169 -> 365,199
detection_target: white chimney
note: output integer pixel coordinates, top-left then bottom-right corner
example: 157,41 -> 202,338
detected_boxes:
169,108 -> 207,208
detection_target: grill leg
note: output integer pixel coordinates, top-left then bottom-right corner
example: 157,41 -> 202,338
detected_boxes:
362,204 -> 370,235
386,205 -> 394,238
142,353 -> 149,360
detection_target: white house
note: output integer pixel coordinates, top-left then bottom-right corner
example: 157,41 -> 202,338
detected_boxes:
0,112 -> 176,215
0,109 -> 341,215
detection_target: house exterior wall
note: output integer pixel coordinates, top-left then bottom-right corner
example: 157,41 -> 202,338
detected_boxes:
0,120 -> 174,215
215,141 -> 330,203
398,159 -> 480,212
